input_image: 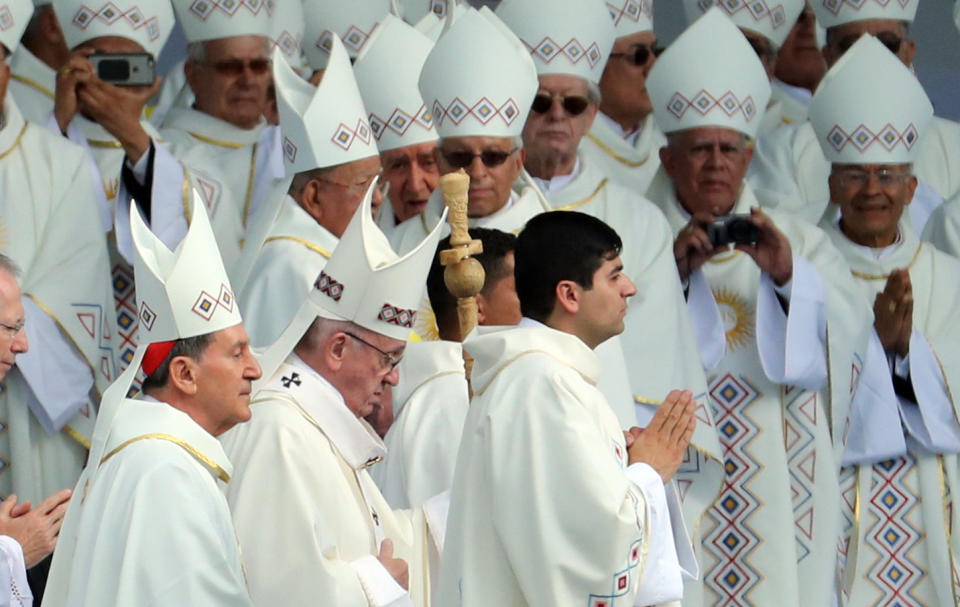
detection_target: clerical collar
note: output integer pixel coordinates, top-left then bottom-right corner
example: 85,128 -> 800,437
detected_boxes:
834,215 -> 902,261
471,194 -> 516,228
597,111 -> 640,145
772,78 -> 813,108
531,157 -> 581,194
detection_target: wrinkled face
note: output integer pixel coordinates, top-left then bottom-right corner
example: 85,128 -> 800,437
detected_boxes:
336,330 -> 404,419
0,271 -> 27,380
828,163 -> 917,247
381,142 -> 440,223
775,4 -> 825,87
598,31 -> 657,124
577,255 -> 636,348
186,35 -> 271,129
192,324 -> 262,436
522,74 -> 598,167
363,383 -> 394,438
436,136 -> 525,218
314,155 -> 384,237
478,252 -> 522,326
824,19 -> 915,68
660,127 -> 754,216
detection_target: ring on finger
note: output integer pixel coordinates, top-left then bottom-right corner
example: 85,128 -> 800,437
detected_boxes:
888,301 -> 897,313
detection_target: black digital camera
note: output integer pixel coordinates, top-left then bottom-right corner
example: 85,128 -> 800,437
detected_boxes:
707,215 -> 759,247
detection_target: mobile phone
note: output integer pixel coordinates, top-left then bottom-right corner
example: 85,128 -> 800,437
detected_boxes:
89,53 -> 156,87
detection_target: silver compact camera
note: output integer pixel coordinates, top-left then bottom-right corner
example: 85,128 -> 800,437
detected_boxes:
89,53 -> 155,87
706,214 -> 760,247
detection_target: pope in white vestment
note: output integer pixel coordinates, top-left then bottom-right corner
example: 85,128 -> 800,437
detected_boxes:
371,339 -> 468,510
0,91 -> 115,504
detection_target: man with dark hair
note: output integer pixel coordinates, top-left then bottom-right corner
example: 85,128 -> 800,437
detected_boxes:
373,228 -> 518,510
438,210 -> 696,605
425,227 -> 519,343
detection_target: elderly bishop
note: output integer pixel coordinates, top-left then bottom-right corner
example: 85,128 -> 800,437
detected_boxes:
810,36 -> 960,607
644,10 -> 870,606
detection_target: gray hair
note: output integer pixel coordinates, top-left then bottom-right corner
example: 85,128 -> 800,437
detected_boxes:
288,166 -> 336,197
186,41 -> 206,64
295,317 -> 363,354
141,333 -> 215,392
585,80 -> 602,106
438,136 -> 525,150
665,130 -> 752,150
0,254 -> 21,280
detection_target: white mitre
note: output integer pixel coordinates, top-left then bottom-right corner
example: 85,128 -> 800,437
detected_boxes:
419,7 -> 538,140
353,14 -> 436,153
811,0 -> 917,28
647,7 -> 771,138
605,0 -> 653,37
269,0 -> 304,63
398,0 -> 449,25
302,0 -> 392,70
810,35 -> 932,164
171,0 -> 272,43
497,0 -> 617,86
255,182 -> 447,387
52,0 -> 173,56
274,35 -> 377,176
0,0 -> 32,53
682,0 -> 804,47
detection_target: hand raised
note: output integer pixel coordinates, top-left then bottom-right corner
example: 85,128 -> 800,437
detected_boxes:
377,538 -> 409,590
674,213 -> 725,282
628,390 -> 696,482
734,207 -> 793,286
0,488 -> 72,568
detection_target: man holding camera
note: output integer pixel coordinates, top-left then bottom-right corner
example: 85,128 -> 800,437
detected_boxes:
644,10 -> 870,606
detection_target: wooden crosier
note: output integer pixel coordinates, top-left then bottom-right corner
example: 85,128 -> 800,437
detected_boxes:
438,169 -> 484,384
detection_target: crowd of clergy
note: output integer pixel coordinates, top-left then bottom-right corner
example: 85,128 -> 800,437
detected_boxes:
0,0 -> 958,605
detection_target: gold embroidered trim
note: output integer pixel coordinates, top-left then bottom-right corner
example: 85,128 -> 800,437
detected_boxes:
242,143 -> 258,229
86,139 -> 123,149
849,245 -> 924,280
10,74 -> 54,99
64,425 -> 91,449
0,123 -> 28,162
585,133 -> 650,167
100,433 -> 230,482
553,179 -> 608,211
263,236 -> 333,258
182,168 -> 192,222
187,131 -> 247,149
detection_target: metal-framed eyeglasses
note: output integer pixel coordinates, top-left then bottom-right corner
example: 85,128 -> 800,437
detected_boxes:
345,332 -> 403,372
833,167 -> 912,188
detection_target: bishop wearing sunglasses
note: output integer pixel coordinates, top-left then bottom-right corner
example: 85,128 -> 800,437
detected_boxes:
389,7 -> 551,258
578,0 -> 665,194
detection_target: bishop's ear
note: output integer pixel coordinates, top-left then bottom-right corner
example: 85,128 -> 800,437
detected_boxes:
168,355 -> 201,396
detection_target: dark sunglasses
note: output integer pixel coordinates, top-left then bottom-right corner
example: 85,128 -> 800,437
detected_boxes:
530,93 -> 590,116
608,43 -> 663,66
440,148 -> 518,169
207,57 -> 271,76
837,32 -> 902,57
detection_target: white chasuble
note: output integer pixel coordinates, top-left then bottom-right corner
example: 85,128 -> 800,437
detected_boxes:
578,113 -> 665,194
923,193 -> 960,259
238,195 -> 338,348
0,98 -> 116,503
373,340 -> 469,510
221,358 -> 432,607
647,170 -> 871,607
48,399 -> 253,607
438,324 -> 686,606
8,47 -> 55,126
542,154 -> 725,557
825,220 -> 960,607
160,107 -> 283,231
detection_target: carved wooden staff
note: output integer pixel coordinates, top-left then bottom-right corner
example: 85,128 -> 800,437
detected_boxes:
438,169 -> 484,384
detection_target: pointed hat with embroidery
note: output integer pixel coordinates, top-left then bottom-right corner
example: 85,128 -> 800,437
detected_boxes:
353,14 -> 437,152
810,35 -> 932,164
811,0 -> 917,28
302,0 -> 392,70
682,0 -> 804,47
419,6 -> 538,139
497,0 -> 617,85
171,0 -> 272,43
605,0 -> 653,37
255,180 -> 448,387
398,0 -> 450,25
0,0 -> 33,54
274,36 -> 378,176
269,0 -> 304,63
647,7 -> 771,137
53,0 -> 174,56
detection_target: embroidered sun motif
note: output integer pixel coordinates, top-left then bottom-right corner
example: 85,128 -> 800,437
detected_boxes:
103,177 -> 120,201
712,287 -> 754,351
415,298 -> 439,341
